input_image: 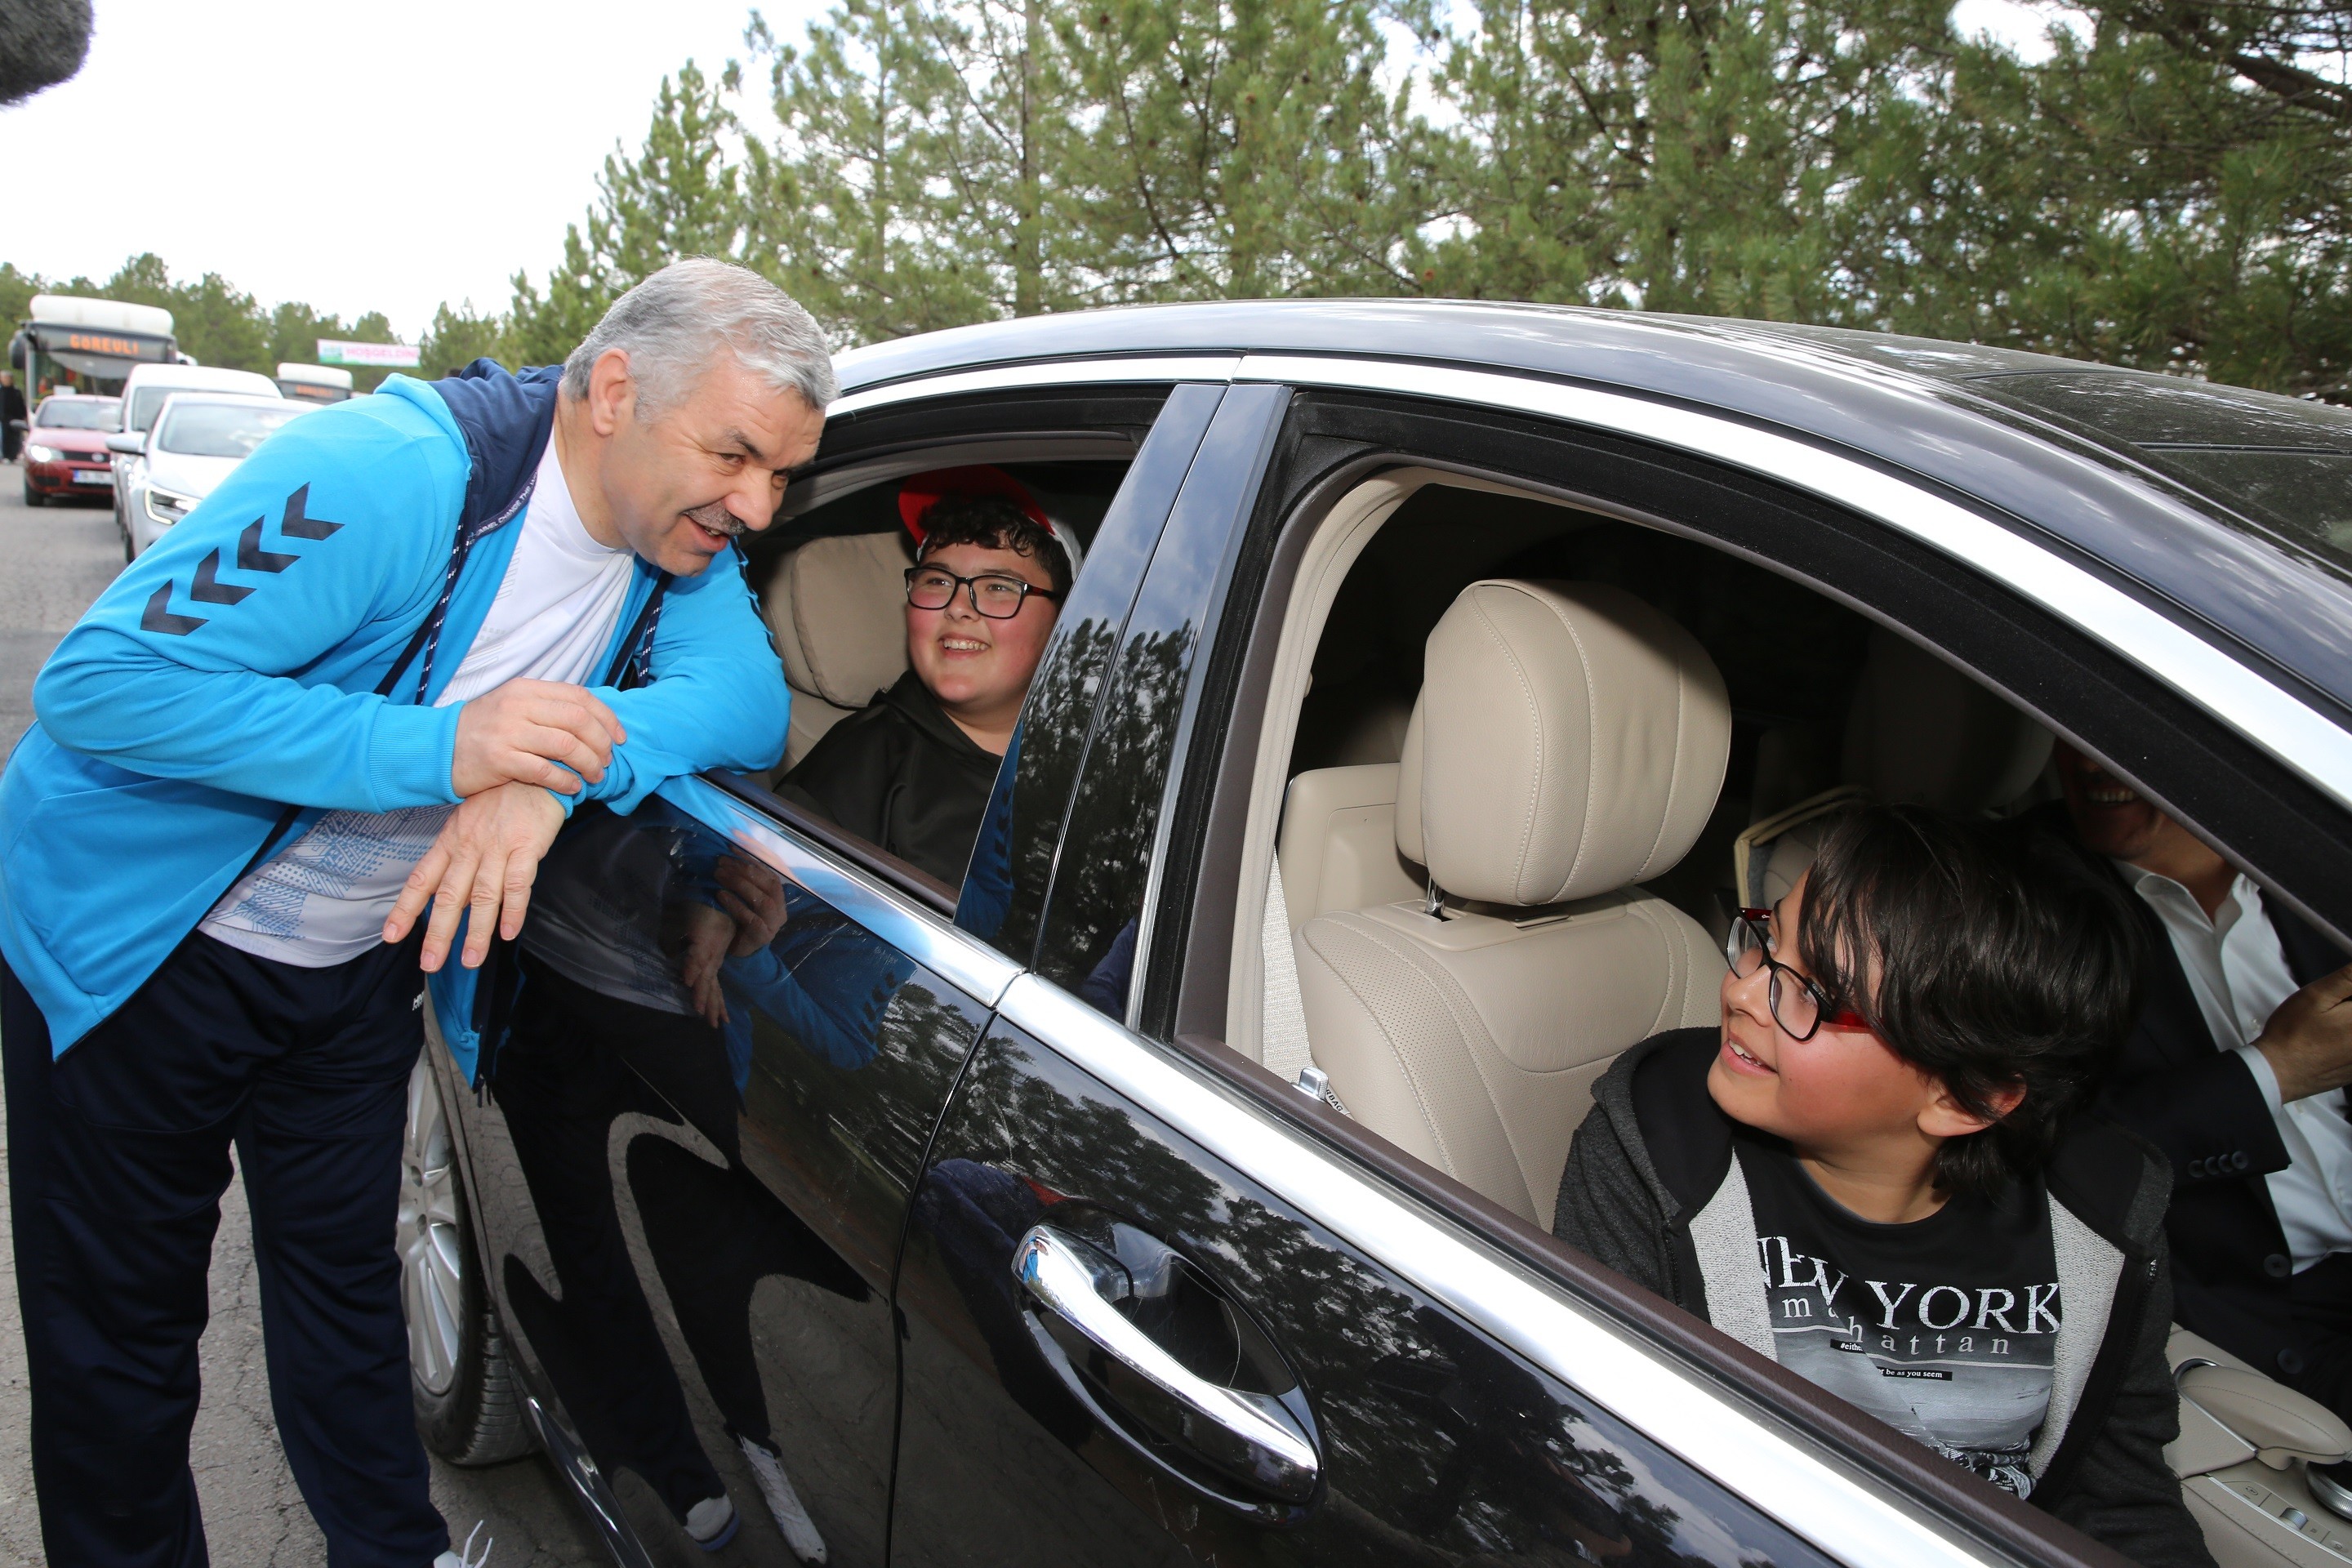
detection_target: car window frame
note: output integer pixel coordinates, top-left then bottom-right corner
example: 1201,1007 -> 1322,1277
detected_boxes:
1125,375 -> 2351,1568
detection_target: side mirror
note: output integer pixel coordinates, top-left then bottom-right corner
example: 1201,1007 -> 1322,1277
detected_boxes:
104,433 -> 144,456
5,419 -> 23,432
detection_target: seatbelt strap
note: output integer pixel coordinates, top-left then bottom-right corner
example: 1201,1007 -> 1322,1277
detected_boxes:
1260,849 -> 1316,1087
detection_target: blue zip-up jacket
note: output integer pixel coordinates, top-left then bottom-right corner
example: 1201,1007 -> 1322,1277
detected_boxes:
0,362 -> 791,1058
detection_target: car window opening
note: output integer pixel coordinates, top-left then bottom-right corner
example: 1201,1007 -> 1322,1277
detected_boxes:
745,455 -> 1132,917
1230,466 -> 2339,1563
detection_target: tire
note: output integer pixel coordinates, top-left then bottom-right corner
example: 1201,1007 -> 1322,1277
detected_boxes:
22,481 -> 41,506
400,1051 -> 534,1465
121,523 -> 134,562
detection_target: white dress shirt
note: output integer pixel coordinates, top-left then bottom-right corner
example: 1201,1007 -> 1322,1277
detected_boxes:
2127,866 -> 2351,1271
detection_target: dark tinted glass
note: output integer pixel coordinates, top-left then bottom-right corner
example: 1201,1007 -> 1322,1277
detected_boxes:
1966,371 -> 2352,570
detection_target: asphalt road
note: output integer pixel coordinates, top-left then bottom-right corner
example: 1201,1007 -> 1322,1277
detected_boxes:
0,473 -> 604,1567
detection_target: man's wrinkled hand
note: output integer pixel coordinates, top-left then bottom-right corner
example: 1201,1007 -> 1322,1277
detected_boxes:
2257,964 -> 2352,1103
451,679 -> 626,797
385,782 -> 567,972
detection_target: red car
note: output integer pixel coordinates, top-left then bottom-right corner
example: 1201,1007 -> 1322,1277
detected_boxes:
20,393 -> 123,506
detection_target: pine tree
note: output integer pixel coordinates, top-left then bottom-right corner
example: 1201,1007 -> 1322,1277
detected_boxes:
508,60 -> 749,364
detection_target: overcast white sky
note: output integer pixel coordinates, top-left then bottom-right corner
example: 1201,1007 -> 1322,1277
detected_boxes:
0,0 -> 822,340
0,0 -> 2059,344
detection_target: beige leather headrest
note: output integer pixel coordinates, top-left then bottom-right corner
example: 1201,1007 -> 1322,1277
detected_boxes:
765,531 -> 915,709
1844,628 -> 2051,813
1401,581 -> 1731,906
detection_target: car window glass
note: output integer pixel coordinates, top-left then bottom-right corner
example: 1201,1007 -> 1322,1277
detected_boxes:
36,399 -> 118,430
1963,370 -> 2352,571
128,387 -> 177,432
154,403 -> 307,457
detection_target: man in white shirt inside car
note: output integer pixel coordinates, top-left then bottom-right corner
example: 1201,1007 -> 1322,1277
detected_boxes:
2066,743 -> 2352,1417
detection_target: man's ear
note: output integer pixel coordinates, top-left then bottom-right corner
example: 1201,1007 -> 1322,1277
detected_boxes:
585,349 -> 636,438
1918,1079 -> 2025,1140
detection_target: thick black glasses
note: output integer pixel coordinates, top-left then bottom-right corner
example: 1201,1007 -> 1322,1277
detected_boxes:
905,566 -> 1061,620
1728,908 -> 1871,1040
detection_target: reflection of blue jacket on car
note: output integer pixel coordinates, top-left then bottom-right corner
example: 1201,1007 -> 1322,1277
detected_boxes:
720,896 -> 909,1083
0,362 -> 791,1055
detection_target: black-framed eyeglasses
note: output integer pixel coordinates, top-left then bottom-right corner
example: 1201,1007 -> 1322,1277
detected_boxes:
905,566 -> 1062,620
1728,907 -> 1871,1040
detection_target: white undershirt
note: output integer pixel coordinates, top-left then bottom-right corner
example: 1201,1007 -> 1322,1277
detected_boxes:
2125,866 -> 2352,1271
202,440 -> 635,967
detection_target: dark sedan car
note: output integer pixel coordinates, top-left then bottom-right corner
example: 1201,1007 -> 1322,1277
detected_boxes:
401,301 -> 2352,1568
19,392 -> 122,506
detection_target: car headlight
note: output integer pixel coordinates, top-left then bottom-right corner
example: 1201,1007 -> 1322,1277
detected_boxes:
143,486 -> 199,527
24,444 -> 60,464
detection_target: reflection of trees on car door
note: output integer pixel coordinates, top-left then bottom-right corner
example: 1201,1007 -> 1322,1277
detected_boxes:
895,1018 -> 1834,1566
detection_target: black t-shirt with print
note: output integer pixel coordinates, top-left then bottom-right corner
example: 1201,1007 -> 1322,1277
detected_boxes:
1738,1135 -> 2060,1498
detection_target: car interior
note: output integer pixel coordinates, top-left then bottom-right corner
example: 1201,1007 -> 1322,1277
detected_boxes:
1219,467 -> 2352,1568
752,444 -> 2352,1568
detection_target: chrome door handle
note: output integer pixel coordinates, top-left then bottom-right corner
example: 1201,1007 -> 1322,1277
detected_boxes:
1013,1224 -> 1320,1499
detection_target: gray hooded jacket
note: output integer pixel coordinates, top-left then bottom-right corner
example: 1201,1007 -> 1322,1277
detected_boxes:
1554,1030 -> 2212,1568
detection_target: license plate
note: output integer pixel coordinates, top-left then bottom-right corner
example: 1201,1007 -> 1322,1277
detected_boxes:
73,470 -> 111,484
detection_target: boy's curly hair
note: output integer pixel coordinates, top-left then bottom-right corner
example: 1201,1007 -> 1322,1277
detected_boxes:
915,494 -> 1071,597
1797,804 -> 2145,1198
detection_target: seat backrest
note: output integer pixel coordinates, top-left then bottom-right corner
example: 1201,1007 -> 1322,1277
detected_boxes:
1736,630 -> 2052,906
1295,580 -> 1732,1227
1276,763 -> 1423,933
764,531 -> 915,768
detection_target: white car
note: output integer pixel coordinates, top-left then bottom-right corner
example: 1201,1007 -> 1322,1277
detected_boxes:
109,363 -> 280,535
114,393 -> 316,559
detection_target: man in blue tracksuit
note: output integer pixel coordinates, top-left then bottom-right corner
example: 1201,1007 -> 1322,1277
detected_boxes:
0,259 -> 832,1567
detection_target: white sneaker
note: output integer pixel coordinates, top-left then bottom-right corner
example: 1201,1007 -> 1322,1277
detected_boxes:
685,1493 -> 740,1552
737,1434 -> 827,1562
434,1521 -> 492,1568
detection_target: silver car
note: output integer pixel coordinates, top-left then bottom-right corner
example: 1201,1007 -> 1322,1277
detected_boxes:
109,393 -> 317,559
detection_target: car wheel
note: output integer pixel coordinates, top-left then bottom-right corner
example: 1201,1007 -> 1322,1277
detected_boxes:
23,481 -> 41,507
400,1050 -> 533,1465
121,524 -> 134,561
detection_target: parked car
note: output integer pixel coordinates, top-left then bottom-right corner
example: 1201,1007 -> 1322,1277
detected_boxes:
399,301 -> 2352,1568
112,392 -> 315,559
17,392 -> 122,506
109,363 -> 279,533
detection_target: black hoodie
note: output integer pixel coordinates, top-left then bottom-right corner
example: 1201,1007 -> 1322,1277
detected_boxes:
1555,1031 -> 2212,1568
779,670 -> 1001,889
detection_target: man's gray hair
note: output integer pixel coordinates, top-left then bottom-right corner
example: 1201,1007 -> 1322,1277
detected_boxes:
563,258 -> 836,419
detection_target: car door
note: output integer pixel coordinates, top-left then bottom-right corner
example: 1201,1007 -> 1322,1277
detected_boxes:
438,379 -> 1226,1566
884,372 -> 2179,1568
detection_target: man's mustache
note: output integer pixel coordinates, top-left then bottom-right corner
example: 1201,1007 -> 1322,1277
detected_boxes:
684,501 -> 747,539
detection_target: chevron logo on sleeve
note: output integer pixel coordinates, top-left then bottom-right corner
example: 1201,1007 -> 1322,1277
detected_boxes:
139,486 -> 346,636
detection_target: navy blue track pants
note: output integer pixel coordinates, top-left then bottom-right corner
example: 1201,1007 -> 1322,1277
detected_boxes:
2,933 -> 449,1568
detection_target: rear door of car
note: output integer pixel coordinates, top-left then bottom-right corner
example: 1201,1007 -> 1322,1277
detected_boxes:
443,374 -> 1227,1566
881,365 -> 2221,1568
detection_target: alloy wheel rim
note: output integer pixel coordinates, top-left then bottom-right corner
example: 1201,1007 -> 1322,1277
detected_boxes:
398,1055 -> 466,1397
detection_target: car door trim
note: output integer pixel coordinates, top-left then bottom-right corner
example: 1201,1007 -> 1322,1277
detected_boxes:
1228,351 -> 2352,816
828,356 -> 1245,418
658,776 -> 1023,1009
996,969 -> 2006,1568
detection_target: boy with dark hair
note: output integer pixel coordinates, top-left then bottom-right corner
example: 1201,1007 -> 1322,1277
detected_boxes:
781,492 -> 1069,886
1555,804 -> 2212,1567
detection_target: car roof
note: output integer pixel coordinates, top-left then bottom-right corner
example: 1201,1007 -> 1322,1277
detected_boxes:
156,390 -> 305,410
122,364 -> 280,391
834,299 -> 2352,732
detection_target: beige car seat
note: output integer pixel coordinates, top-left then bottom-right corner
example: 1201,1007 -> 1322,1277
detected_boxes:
1734,627 -> 2054,909
764,531 -> 916,768
1294,581 -> 1733,1229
